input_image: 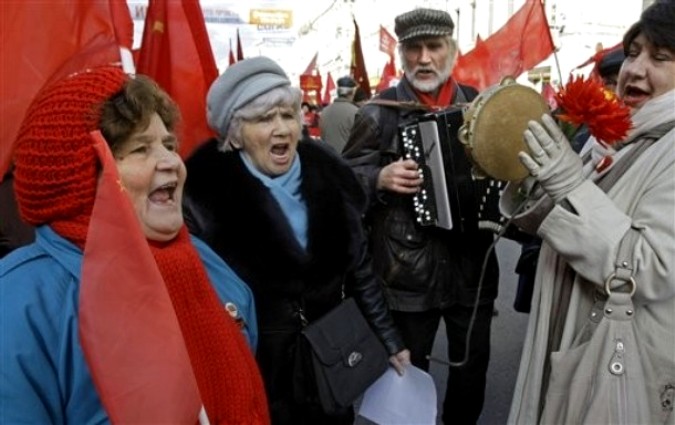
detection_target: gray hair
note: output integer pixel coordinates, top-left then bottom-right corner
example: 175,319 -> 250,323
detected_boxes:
220,85 -> 303,152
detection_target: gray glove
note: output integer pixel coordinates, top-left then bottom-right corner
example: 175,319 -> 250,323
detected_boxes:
519,114 -> 584,203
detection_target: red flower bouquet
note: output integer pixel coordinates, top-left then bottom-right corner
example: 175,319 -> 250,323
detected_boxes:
554,75 -> 632,146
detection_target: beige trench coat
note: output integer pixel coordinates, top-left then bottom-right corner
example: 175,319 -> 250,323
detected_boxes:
502,91 -> 675,424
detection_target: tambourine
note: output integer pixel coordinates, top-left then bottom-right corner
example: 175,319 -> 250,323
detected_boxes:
459,77 -> 549,181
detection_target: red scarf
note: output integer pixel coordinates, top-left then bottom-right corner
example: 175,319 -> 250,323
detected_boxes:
412,77 -> 457,110
54,221 -> 270,424
151,227 -> 269,424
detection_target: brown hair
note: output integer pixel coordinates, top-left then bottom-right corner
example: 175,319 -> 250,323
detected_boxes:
100,74 -> 180,153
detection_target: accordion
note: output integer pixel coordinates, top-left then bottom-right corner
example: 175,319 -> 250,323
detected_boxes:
398,107 -> 507,233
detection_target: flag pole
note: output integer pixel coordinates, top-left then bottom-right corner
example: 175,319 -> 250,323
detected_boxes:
542,0 -> 564,85
551,47 -> 564,85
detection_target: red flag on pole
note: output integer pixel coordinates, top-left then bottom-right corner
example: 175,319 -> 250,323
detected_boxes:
379,25 -> 397,57
229,39 -> 236,66
453,37 -> 493,90
541,82 -> 558,110
351,18 -> 371,100
0,0 -> 133,181
236,28 -> 244,61
303,52 -> 319,76
136,0 -> 218,160
454,0 -> 554,90
377,55 -> 398,93
573,42 -> 622,81
80,131 -> 201,422
322,72 -> 336,105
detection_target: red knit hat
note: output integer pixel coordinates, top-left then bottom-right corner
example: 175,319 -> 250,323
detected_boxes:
13,67 -> 128,229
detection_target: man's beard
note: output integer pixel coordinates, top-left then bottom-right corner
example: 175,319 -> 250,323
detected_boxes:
404,57 -> 453,93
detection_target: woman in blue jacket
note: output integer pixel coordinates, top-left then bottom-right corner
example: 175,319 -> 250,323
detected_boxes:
0,67 -> 269,424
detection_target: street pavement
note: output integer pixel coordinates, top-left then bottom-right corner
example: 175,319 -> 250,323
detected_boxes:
430,238 -> 530,425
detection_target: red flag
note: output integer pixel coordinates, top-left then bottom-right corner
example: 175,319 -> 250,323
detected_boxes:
573,42 -> 622,81
379,25 -> 397,57
0,0 -> 132,181
453,37 -> 493,90
541,81 -> 558,110
322,72 -> 336,105
136,0 -> 218,160
236,28 -> 244,61
229,39 -> 236,66
80,131 -> 200,422
351,18 -> 371,100
454,0 -> 554,90
303,52 -> 319,76
377,55 -> 398,93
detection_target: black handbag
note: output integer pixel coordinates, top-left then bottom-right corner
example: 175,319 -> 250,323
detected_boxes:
301,298 -> 389,414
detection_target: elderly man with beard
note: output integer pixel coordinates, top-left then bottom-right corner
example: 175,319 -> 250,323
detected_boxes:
342,8 -> 499,425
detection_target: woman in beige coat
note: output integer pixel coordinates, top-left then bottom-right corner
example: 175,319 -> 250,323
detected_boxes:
501,1 -> 675,423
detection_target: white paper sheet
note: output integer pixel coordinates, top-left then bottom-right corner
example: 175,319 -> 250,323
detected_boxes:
357,365 -> 437,425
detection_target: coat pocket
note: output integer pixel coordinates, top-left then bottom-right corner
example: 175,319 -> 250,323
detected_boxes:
375,217 -> 433,293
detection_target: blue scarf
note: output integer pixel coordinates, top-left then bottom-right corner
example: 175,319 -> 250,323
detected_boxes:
240,151 -> 308,250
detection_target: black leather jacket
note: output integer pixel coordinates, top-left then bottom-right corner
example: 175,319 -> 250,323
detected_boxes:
342,78 -> 500,310
183,139 -> 405,356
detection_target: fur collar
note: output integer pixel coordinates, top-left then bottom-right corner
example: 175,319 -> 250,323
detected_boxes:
184,139 -> 365,296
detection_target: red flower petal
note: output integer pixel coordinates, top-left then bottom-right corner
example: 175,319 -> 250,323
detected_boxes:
554,75 -> 632,145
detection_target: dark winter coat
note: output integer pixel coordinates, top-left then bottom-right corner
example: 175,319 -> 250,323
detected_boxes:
342,78 -> 500,310
183,139 -> 404,422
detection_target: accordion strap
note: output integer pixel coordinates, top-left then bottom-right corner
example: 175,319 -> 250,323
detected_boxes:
366,99 -> 433,111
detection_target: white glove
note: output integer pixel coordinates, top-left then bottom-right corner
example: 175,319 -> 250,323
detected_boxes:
519,114 -> 584,204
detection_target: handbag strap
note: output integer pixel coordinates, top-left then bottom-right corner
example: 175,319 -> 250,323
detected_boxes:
586,124 -> 674,296
605,227 -> 640,296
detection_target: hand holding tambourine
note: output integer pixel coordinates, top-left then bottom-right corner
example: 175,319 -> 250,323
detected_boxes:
520,114 -> 584,203
458,77 -> 549,181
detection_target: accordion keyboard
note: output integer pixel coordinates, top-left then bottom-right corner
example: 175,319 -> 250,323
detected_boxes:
400,125 -> 447,228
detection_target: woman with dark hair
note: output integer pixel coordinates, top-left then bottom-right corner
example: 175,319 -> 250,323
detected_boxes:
503,1 -> 675,423
0,67 -> 269,424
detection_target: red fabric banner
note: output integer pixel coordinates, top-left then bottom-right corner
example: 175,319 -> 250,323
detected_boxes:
229,39 -> 236,66
323,72 -> 336,105
300,74 -> 323,91
0,0 -> 132,181
454,0 -> 554,90
351,18 -> 371,99
80,131 -> 200,423
453,37 -> 493,90
377,55 -> 398,93
303,52 -> 319,76
236,28 -> 245,61
573,42 -> 623,81
136,0 -> 218,160
379,25 -> 397,57
541,81 -> 558,110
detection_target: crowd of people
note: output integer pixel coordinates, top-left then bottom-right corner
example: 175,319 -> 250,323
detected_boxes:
1,1 -> 673,424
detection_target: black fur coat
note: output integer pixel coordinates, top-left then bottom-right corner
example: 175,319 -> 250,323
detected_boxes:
183,139 -> 403,354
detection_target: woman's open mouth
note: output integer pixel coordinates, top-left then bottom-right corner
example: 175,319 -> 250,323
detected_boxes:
622,85 -> 650,107
149,182 -> 177,204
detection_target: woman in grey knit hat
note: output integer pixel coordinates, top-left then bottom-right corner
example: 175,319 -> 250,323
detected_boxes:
183,56 -> 410,425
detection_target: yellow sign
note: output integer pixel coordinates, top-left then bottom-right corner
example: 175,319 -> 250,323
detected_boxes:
249,9 -> 292,29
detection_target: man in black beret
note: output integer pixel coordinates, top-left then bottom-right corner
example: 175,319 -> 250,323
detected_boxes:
319,76 -> 359,153
342,7 -> 498,425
